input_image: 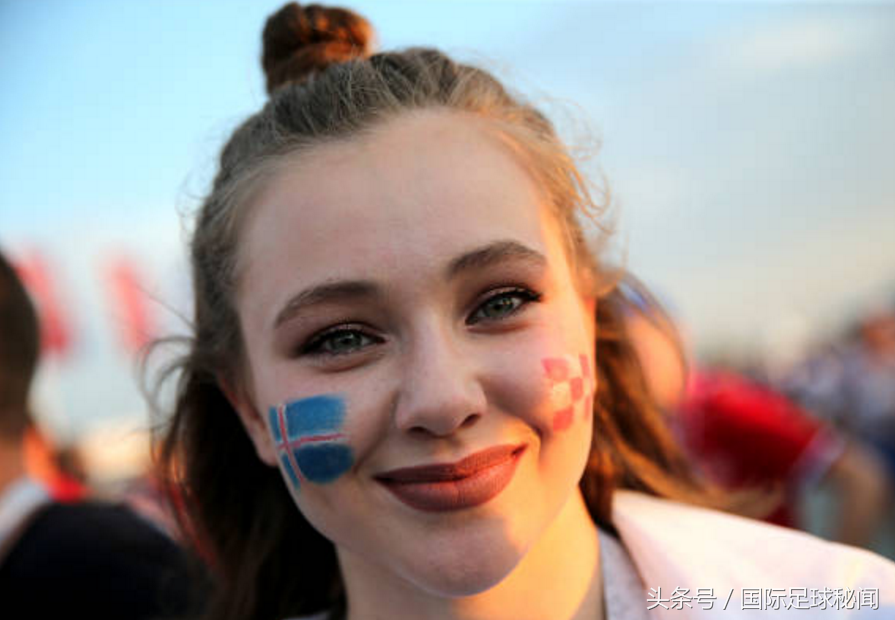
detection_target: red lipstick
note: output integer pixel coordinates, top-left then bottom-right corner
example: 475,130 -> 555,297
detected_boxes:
375,444 -> 526,512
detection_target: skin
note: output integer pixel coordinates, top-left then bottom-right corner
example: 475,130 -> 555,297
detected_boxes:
0,432 -> 27,497
228,109 -> 603,620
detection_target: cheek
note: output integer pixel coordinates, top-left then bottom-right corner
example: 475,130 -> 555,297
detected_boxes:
541,353 -> 596,432
498,347 -> 595,436
267,394 -> 356,493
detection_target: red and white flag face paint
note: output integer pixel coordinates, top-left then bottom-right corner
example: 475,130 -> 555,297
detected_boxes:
12,250 -> 74,359
543,353 -> 595,432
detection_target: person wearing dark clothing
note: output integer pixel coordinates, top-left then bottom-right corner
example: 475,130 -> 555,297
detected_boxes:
0,248 -> 199,619
0,501 -> 194,618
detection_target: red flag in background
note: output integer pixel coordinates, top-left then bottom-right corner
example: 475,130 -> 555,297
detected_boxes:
12,250 -> 75,359
104,254 -> 156,355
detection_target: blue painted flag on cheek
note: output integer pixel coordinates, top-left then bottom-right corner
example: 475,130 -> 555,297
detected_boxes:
268,394 -> 355,490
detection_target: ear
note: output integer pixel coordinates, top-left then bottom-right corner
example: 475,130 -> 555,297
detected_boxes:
218,375 -> 279,468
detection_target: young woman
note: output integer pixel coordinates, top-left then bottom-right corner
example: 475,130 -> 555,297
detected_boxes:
157,4 -> 895,620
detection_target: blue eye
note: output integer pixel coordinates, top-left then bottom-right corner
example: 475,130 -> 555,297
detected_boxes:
468,288 -> 541,325
303,327 -> 380,356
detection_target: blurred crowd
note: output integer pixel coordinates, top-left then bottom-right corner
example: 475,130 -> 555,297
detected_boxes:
0,250 -> 199,618
779,307 -> 895,479
624,278 -> 895,558
773,304 -> 895,553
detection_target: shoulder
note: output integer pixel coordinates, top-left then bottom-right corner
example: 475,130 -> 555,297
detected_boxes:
611,491 -> 895,611
17,500 -> 178,557
0,501 -> 196,618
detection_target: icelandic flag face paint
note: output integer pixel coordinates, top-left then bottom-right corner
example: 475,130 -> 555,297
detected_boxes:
268,394 -> 355,490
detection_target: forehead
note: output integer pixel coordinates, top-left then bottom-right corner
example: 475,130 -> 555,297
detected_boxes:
237,110 -> 561,311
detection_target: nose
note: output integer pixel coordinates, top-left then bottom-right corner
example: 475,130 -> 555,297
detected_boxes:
393,322 -> 486,437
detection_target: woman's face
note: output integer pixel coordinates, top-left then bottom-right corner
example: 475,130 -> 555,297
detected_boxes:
232,110 -> 597,597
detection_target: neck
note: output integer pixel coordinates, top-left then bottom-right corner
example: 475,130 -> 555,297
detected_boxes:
341,490 -> 603,620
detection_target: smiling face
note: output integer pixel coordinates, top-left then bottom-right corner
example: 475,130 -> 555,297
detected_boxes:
230,109 -> 598,598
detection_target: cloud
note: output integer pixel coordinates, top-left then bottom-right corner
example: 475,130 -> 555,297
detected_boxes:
717,14 -> 875,76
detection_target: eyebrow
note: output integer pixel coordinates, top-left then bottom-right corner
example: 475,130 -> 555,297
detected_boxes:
445,240 -> 547,280
273,280 -> 379,329
272,240 -> 547,329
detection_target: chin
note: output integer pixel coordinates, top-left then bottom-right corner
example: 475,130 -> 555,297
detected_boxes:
400,534 -> 526,598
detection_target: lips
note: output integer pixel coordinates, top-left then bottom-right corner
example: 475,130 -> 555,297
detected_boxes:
375,444 -> 526,512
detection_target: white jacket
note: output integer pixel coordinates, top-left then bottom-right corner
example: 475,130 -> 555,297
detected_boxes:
612,491 -> 895,618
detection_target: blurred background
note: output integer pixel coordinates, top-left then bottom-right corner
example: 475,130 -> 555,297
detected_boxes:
1,1 -> 893,553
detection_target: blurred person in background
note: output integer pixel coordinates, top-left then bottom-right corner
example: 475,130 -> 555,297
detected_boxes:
784,306 -> 895,462
840,307 -> 895,482
622,278 -> 892,549
0,248 -> 197,618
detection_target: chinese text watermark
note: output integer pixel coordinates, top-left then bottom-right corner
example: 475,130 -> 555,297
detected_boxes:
647,587 -> 880,611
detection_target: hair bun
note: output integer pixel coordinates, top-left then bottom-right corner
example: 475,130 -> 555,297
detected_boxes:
262,2 -> 375,94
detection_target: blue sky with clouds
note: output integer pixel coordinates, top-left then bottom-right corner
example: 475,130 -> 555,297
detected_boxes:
1,1 -> 893,438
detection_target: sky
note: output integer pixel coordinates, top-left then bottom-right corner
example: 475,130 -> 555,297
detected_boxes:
1,0 -> 893,440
